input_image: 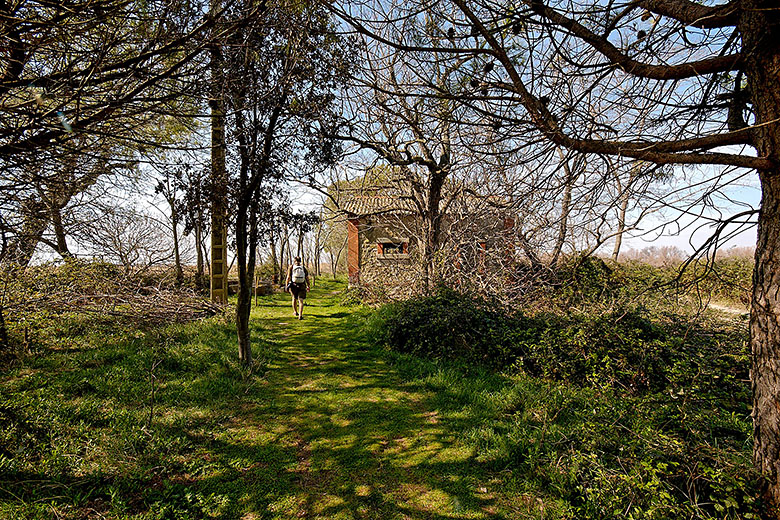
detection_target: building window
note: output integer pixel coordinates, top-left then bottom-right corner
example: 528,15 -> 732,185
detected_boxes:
377,238 -> 409,259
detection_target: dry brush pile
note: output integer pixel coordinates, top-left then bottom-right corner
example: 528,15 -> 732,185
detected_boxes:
0,260 -> 224,353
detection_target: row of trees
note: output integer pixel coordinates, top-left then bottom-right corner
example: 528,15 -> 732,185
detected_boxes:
0,0 -> 353,361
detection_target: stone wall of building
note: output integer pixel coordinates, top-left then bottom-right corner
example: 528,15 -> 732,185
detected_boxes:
354,215 -> 422,299
347,210 -> 515,300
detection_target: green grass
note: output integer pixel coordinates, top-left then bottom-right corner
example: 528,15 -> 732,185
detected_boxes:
0,279 -> 519,519
0,278 -> 754,519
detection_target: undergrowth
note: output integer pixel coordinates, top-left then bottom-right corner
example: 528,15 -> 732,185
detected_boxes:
0,308 -> 273,519
382,350 -> 755,519
363,258 -> 756,518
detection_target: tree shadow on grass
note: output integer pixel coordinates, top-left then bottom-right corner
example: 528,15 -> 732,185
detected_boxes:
303,311 -> 351,319
224,305 -> 512,519
0,284 -> 515,519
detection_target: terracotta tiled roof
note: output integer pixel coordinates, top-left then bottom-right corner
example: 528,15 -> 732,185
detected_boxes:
338,190 -> 513,218
340,195 -> 417,216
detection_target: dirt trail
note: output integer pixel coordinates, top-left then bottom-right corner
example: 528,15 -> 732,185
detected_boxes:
707,303 -> 748,315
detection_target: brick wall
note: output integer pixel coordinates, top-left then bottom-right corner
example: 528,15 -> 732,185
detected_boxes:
347,217 -> 360,286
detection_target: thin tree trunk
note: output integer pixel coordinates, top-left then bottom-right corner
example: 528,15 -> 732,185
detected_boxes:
296,227 -> 304,260
279,230 -> 287,285
236,197 -> 257,367
334,235 -> 346,278
269,233 -> 279,285
49,202 -> 71,258
195,219 -> 205,290
612,182 -> 631,262
285,226 -> 292,272
611,164 -> 639,262
314,223 -> 321,277
0,275 -> 9,352
551,148 -> 583,267
234,112 -> 253,366
203,235 -> 210,278
168,201 -> 183,285
234,89 -> 281,367
0,302 -> 8,352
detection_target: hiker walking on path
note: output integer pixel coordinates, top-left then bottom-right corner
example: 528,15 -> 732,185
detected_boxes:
286,256 -> 310,320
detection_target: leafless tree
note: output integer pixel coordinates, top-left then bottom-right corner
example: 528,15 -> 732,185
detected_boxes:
74,204 -> 175,274
333,23 -> 491,292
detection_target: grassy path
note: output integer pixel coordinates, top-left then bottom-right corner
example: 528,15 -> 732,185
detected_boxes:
234,279 -> 514,519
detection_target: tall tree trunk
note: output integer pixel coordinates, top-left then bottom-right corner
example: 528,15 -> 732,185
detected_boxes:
279,229 -> 287,284
753,171 -> 780,518
209,0 -> 228,303
421,169 -> 446,294
235,198 -> 257,367
234,95 -> 281,366
269,233 -> 279,285
741,2 -> 780,516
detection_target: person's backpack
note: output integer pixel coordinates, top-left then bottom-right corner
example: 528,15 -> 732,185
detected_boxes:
292,265 -> 306,284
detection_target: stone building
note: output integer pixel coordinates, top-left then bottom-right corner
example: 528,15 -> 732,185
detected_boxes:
341,194 -> 514,294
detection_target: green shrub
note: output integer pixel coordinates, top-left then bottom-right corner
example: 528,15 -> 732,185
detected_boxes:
386,350 -> 756,520
254,258 -> 279,283
698,256 -> 753,306
515,310 -> 673,392
556,255 -> 618,306
368,285 -> 750,398
534,254 -> 753,315
366,266 -> 755,517
366,286 -> 529,369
